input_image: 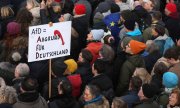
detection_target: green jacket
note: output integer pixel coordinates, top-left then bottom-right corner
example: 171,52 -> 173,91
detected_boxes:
116,54 -> 145,96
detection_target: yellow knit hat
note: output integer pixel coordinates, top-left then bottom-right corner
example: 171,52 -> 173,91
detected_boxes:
64,59 -> 77,73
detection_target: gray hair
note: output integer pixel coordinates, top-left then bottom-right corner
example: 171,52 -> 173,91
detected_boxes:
15,63 -> 30,77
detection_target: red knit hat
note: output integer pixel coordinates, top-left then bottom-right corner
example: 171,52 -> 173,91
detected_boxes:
129,40 -> 146,54
165,3 -> 177,13
54,0 -> 61,2
74,4 -> 86,15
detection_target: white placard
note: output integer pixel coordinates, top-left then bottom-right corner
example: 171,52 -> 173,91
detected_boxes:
28,21 -> 71,62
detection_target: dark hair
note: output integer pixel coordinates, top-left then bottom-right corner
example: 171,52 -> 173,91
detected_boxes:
131,76 -> 142,91
152,11 -> 162,21
21,77 -> 38,92
15,8 -> 33,34
58,79 -> 72,95
121,10 -> 134,21
81,49 -> 93,63
93,59 -> 105,74
110,3 -> 120,13
164,47 -> 179,60
112,97 -> 128,108
61,0 -> 74,14
154,24 -> 165,36
154,62 -> 169,76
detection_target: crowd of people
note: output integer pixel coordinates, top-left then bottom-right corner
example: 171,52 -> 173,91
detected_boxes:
0,0 -> 180,108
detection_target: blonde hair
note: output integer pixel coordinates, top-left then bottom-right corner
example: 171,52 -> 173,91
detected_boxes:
26,0 -> 40,9
133,68 -> 151,84
0,6 -> 14,19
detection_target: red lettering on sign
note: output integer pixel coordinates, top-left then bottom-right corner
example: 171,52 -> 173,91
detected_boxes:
54,30 -> 65,45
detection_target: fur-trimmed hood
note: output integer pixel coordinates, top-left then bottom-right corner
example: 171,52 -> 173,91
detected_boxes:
0,77 -> 17,104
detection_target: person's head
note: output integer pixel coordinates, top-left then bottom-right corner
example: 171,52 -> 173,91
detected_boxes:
52,59 -> 67,77
92,59 -> 104,75
124,40 -> 146,55
145,40 -> 160,53
78,49 -> 93,63
64,59 -> 77,75
61,0 -> 74,14
73,4 -> 86,15
152,24 -> 165,37
15,63 -> 30,78
169,88 -> 180,106
26,0 -> 39,10
51,1 -> 62,13
0,5 -> 14,19
7,22 -> 21,35
103,34 -> 115,46
165,3 -> 177,17
163,72 -> 178,88
99,44 -> 115,62
120,10 -> 134,23
164,47 -> 180,65
111,97 -> 128,108
138,83 -> 159,100
151,11 -> 162,21
129,76 -> 142,91
87,29 -> 104,41
20,77 -> 38,93
142,0 -> 154,12
124,20 -> 135,31
154,62 -> 169,77
58,79 -> 72,95
8,52 -> 22,65
83,84 -> 101,102
110,3 -> 120,13
133,68 -> 151,84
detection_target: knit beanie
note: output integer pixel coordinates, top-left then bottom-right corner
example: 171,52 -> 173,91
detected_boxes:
124,20 -> 135,31
93,12 -> 104,24
142,83 -> 158,98
7,22 -> 21,35
165,3 -> 177,13
64,59 -> 77,73
52,60 -> 67,77
110,3 -> 120,13
91,29 -> 104,41
163,72 -> 178,88
129,40 -> 146,54
74,4 -> 86,15
154,24 -> 165,36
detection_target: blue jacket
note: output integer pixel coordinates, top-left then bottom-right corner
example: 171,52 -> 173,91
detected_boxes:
126,29 -> 143,42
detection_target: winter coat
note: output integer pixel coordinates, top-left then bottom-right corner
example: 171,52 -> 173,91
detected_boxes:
86,41 -> 102,64
89,74 -> 114,102
153,34 -> 174,55
75,62 -> 93,91
83,96 -> 110,108
125,28 -> 143,42
169,62 -> 180,88
121,90 -> 140,108
116,54 -> 145,96
134,99 -> 160,108
13,92 -> 48,108
48,95 -> 80,108
164,16 -> 180,42
72,15 -> 89,50
29,7 -> 41,26
142,21 -> 169,42
0,77 -> 17,104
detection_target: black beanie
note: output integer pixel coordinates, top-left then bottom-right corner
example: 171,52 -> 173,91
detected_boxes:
142,83 -> 159,98
52,60 -> 67,77
154,24 -> 165,36
110,3 -> 120,13
124,20 -> 135,31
